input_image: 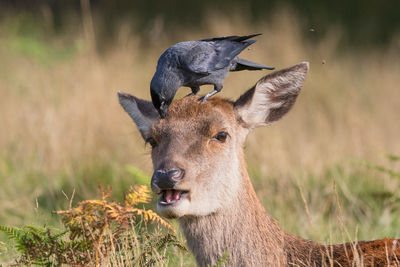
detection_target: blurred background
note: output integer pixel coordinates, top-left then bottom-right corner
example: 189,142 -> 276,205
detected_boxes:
0,0 -> 399,264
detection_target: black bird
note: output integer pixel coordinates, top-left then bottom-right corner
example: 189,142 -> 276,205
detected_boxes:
150,34 -> 274,117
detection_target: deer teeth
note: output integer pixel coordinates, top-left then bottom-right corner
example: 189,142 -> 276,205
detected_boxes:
159,190 -> 188,205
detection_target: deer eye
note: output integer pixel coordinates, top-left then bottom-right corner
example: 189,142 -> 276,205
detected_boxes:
145,137 -> 158,148
212,131 -> 229,143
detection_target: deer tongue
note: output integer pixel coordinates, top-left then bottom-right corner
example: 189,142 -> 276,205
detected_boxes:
165,189 -> 181,203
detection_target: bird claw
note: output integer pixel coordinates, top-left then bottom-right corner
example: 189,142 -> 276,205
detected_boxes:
198,96 -> 207,102
198,89 -> 219,102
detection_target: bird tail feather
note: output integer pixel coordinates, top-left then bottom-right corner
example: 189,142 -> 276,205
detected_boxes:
231,58 -> 275,71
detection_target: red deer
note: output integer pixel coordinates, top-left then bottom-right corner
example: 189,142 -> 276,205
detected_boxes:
118,62 -> 400,266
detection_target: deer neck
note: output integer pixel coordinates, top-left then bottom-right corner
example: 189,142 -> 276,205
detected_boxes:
178,151 -> 287,266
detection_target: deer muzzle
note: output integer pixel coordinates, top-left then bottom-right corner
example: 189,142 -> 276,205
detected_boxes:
151,168 -> 184,194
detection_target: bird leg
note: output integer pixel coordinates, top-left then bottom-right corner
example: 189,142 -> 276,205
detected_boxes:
199,84 -> 222,102
187,86 -> 200,96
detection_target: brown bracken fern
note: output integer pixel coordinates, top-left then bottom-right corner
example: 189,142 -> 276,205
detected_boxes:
1,184 -> 186,266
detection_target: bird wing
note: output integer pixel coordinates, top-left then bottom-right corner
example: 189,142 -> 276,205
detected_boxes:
212,40 -> 256,69
180,44 -> 213,74
182,39 -> 256,74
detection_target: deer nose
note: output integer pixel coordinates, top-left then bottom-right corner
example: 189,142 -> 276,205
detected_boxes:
151,168 -> 184,193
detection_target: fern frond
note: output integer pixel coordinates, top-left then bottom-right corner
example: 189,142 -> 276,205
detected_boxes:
0,225 -> 23,241
125,185 -> 152,206
130,208 -> 175,233
42,183 -> 182,265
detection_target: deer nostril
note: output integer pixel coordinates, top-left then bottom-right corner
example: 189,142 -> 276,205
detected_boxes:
168,169 -> 184,181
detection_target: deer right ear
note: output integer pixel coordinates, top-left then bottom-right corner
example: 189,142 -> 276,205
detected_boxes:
234,62 -> 309,129
118,91 -> 159,140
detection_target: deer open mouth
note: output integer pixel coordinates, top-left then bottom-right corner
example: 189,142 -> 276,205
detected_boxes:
159,189 -> 189,206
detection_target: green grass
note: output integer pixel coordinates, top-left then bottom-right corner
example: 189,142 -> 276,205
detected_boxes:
0,159 -> 150,226
251,158 -> 400,245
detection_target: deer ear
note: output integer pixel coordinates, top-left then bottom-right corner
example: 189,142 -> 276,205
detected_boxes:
118,91 -> 159,139
234,62 -> 309,129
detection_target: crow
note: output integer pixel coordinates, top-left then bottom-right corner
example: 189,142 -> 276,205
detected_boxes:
150,34 -> 274,117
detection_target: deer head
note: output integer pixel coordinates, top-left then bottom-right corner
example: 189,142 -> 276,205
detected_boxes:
118,62 -> 309,219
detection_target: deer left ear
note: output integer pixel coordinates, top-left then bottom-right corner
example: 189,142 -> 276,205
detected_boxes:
118,91 -> 159,139
234,62 -> 309,129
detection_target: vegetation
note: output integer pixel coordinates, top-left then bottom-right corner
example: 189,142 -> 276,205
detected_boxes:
1,0 -> 399,46
1,185 -> 186,266
0,5 -> 399,266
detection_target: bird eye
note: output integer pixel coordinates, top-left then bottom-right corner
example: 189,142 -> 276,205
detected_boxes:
212,131 -> 229,143
145,137 -> 158,148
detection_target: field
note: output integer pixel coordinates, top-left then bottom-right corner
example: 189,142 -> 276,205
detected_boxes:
1,8 -> 400,265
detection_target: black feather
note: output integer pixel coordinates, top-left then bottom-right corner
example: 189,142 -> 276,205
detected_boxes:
200,33 -> 262,42
231,58 -> 275,71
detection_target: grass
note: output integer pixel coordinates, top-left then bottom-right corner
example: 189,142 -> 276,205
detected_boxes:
1,8 -> 400,266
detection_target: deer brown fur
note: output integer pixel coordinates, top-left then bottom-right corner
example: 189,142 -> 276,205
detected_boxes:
118,62 -> 400,266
